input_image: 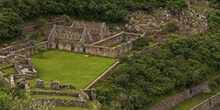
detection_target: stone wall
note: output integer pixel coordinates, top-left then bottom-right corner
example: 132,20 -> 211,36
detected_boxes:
2,41 -> 48,56
190,93 -> 220,110
0,71 -> 9,85
36,98 -> 89,107
30,90 -> 80,97
21,20 -> 65,34
150,81 -> 210,110
93,32 -> 124,47
84,61 -> 120,90
188,0 -> 210,7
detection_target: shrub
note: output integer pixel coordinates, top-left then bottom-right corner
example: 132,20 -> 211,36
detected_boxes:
32,30 -> 41,39
133,37 -> 149,50
163,21 -> 179,33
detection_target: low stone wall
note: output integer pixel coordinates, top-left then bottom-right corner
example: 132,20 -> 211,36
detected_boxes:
150,81 -> 210,110
14,41 -> 48,56
188,0 -> 210,7
211,93 -> 220,108
84,61 -> 120,90
36,98 -> 89,107
190,93 -> 220,110
129,43 -> 160,60
2,41 -> 48,57
0,64 -> 14,70
59,85 -> 76,89
30,90 -> 80,97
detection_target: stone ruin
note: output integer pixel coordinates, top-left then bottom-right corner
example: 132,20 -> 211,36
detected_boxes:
51,81 -> 60,90
34,80 -> 45,88
50,81 -> 76,90
48,21 -> 144,58
17,78 -> 26,89
14,54 -> 37,78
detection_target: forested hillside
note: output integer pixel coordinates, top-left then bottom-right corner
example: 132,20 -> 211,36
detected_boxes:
0,0 -> 219,110
0,0 -> 186,43
96,33 -> 220,109
95,0 -> 220,109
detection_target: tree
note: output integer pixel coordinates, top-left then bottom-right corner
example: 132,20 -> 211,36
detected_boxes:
0,91 -> 52,110
36,46 -> 46,58
133,37 -> 150,50
62,14 -> 71,24
32,30 -> 41,39
163,21 -> 179,33
36,18 -> 46,30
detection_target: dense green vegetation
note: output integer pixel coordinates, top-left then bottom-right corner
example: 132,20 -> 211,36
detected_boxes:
95,33 -> 220,109
0,0 -> 187,44
30,50 -> 117,89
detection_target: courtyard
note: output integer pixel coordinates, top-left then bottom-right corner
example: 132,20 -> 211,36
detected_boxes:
30,50 -> 117,89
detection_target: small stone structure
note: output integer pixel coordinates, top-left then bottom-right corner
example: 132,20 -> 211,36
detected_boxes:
34,80 -> 45,88
84,88 -> 96,101
14,54 -> 37,77
17,78 -> 25,89
50,81 -> 60,90
50,81 -> 76,90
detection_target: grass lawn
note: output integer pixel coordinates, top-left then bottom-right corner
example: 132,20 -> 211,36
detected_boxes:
1,68 -> 17,74
171,99 -> 204,110
0,63 -> 7,67
30,50 -> 117,89
191,4 -> 213,12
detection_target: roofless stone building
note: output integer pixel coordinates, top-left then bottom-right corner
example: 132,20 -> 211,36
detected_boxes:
48,21 -> 144,58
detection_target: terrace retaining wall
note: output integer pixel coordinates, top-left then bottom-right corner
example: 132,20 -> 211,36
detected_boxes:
36,98 -> 89,107
30,90 -> 80,97
150,81 -> 210,110
190,93 -> 220,110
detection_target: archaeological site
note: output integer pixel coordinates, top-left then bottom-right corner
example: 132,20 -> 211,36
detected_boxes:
0,0 -> 219,109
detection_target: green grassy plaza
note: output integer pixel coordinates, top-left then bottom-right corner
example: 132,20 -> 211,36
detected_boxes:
30,50 -> 117,89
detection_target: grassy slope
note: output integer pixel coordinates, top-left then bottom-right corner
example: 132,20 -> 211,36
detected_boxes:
30,50 -> 117,89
